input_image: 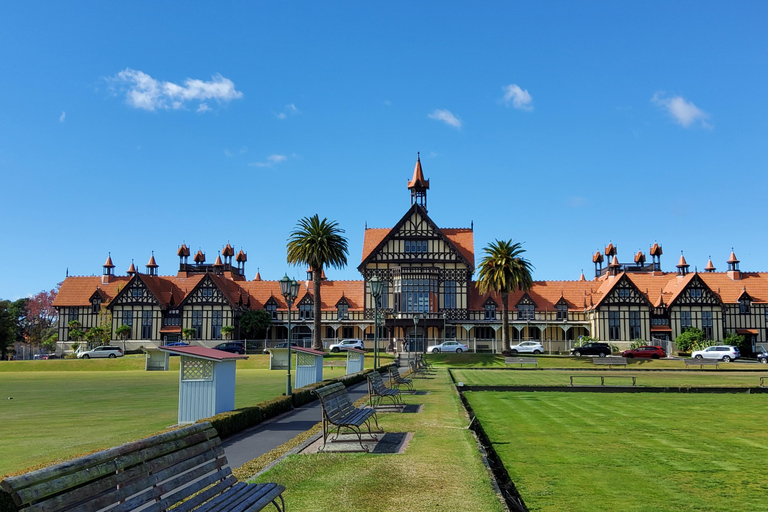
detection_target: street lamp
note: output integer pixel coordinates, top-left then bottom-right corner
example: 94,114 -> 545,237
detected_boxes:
370,275 -> 383,369
280,274 -> 300,396
413,313 -> 422,354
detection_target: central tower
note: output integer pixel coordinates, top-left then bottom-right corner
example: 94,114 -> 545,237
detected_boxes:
407,153 -> 430,211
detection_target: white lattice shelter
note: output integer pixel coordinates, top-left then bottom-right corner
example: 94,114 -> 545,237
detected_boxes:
159,345 -> 248,424
293,347 -> 325,388
346,348 -> 365,374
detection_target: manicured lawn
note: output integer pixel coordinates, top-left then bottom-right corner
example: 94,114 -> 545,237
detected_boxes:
465,392 -> 768,511
450,369 -> 768,388
249,369 -> 505,512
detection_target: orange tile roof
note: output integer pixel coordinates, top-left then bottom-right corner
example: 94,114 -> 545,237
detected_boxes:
361,228 -> 389,263
407,156 -> 429,189
468,280 -> 597,311
53,276 -> 132,307
442,229 -> 475,267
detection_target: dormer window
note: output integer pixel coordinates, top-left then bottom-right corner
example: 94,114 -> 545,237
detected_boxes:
740,298 -> 751,314
299,302 -> 313,320
556,304 -> 568,321
92,297 -> 102,314
266,301 -> 277,320
337,304 -> 348,320
518,304 -> 535,320
484,303 -> 496,320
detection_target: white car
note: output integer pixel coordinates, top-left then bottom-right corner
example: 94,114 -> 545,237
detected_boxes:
427,341 -> 468,354
328,339 -> 364,353
691,345 -> 740,362
77,346 -> 124,359
509,341 -> 544,355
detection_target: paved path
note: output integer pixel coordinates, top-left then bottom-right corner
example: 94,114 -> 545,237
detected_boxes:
221,379 -> 370,469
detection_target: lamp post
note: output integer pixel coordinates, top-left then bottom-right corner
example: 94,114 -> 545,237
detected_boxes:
280,274 -> 300,396
413,313 -> 422,354
370,275 -> 383,369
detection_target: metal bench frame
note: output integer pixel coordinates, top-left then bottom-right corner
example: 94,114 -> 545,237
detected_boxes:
312,382 -> 381,453
592,356 -> 628,368
0,422 -> 285,512
684,358 -> 720,369
505,357 -> 538,367
367,371 -> 403,408
389,367 -> 413,390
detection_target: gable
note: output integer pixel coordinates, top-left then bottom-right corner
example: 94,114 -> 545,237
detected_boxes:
181,275 -> 232,306
515,294 -> 537,309
111,276 -> 162,307
598,275 -> 650,307
670,275 -> 722,307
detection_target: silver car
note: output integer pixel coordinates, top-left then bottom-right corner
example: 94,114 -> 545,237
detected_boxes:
77,346 -> 124,359
426,341 -> 468,354
691,345 -> 740,362
509,341 -> 544,355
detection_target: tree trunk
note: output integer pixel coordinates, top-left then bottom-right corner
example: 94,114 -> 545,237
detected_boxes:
501,292 -> 510,353
313,269 -> 323,351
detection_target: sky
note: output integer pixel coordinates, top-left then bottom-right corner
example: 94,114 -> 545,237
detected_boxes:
2,1 -> 768,299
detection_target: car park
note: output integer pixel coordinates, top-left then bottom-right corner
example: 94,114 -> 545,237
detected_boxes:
570,342 -> 612,357
426,341 -> 468,354
691,345 -> 740,362
621,346 -> 666,359
213,342 -> 245,355
77,346 -> 124,359
509,341 -> 544,354
328,339 -> 364,353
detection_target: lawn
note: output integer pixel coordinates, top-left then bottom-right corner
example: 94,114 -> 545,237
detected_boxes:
0,354 -> 365,477
450,369 -> 768,388
249,369 -> 505,512
464,391 -> 768,511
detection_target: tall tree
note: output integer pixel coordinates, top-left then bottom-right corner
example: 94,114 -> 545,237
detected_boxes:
287,215 -> 348,351
0,300 -> 16,360
475,240 -> 534,353
239,309 -> 272,339
25,288 -> 59,345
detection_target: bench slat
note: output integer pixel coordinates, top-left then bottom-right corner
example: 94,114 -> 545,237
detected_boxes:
129,467 -> 234,512
169,475 -> 239,512
230,483 -> 285,512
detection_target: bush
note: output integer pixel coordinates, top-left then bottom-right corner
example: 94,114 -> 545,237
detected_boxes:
629,339 -> 646,350
674,328 -> 707,353
690,339 -> 717,352
723,332 -> 749,355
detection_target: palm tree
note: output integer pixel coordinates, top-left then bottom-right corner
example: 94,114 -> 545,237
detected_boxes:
287,215 -> 349,351
475,240 -> 534,353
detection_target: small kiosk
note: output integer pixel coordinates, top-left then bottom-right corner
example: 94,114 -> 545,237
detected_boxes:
293,347 -> 325,389
266,348 -> 290,370
159,345 -> 248,425
144,349 -> 169,371
346,348 -> 365,374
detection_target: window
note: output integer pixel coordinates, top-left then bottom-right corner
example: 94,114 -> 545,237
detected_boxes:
618,288 -> 631,299
485,304 -> 496,320
518,304 -> 535,321
444,280 -> 457,309
475,326 -> 496,340
342,326 -> 355,338
141,310 -> 153,340
266,302 -> 277,319
201,288 -> 214,298
556,304 -> 568,321
690,288 -> 702,299
92,297 -> 101,314
211,311 -> 222,339
702,311 -> 713,339
445,326 -> 457,339
608,311 -> 620,341
629,311 -> 641,339
164,308 -> 181,326
379,281 -> 389,309
192,310 -> 203,339
404,240 -> 428,254
740,298 -> 751,314
397,277 -> 437,313
337,304 -> 348,320
131,287 -> 142,299
122,310 -> 133,327
680,311 -> 692,331
299,303 -> 313,320
69,307 -> 79,323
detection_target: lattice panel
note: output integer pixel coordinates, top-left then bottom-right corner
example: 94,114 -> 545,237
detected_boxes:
297,352 -> 314,366
182,358 -> 213,381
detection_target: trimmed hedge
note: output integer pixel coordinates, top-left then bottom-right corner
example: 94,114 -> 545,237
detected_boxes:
200,364 -> 394,439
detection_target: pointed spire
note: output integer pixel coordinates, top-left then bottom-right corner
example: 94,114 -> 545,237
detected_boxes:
103,254 -> 115,269
146,253 -> 158,268
677,253 -> 688,268
407,152 -> 429,211
609,255 -> 620,267
222,243 -> 235,257
236,250 -> 247,263
254,268 -> 262,281
213,253 -> 224,267
177,244 -> 190,257
579,270 -> 586,281
127,260 -> 136,275
705,257 -> 716,272
194,250 -> 205,264
727,249 -> 739,264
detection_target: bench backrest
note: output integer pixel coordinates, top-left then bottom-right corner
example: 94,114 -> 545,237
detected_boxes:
367,371 -> 391,395
505,357 -> 537,364
594,356 -> 626,363
684,358 -> 718,364
1,422 -> 233,512
313,383 -> 356,423
390,367 -> 406,380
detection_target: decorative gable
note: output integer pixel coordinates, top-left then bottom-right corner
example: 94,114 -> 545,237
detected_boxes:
671,275 -> 722,306
182,275 -> 230,306
515,294 -> 538,309
111,276 -> 161,306
600,275 -> 650,307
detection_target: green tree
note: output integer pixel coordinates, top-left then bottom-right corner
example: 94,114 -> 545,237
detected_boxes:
674,327 -> 706,353
9,298 -> 28,343
182,328 -> 196,341
287,215 -> 349,351
723,332 -> 749,355
475,240 -> 534,353
42,333 -> 58,354
0,300 -> 16,360
239,310 -> 272,339
221,325 -> 235,340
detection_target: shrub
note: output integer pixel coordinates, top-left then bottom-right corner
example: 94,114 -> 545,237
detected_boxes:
690,339 -> 717,352
629,339 -> 646,350
723,332 -> 748,355
674,328 -> 707,353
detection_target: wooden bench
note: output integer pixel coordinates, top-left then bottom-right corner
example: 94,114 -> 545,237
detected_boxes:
569,375 -> 637,387
409,360 -> 428,378
389,367 -> 413,390
592,356 -> 627,368
312,382 -> 381,452
505,357 -> 538,367
684,358 -> 720,369
0,422 -> 285,512
367,371 -> 403,408
416,355 -> 434,372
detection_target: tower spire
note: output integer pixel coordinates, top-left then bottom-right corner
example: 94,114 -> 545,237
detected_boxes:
407,152 -> 430,211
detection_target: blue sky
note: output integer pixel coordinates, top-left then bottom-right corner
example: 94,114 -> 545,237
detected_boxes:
2,2 -> 768,299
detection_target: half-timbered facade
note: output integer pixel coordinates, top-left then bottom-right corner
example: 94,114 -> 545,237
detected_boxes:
52,157 -> 768,354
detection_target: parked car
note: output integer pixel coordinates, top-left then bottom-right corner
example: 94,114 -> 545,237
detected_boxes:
273,342 -> 300,348
77,346 -> 124,359
757,346 -> 768,364
570,342 -> 612,357
621,346 -> 666,359
213,342 -> 245,355
328,339 -> 364,353
164,341 -> 189,347
427,341 -> 468,354
509,341 -> 543,355
691,345 -> 740,362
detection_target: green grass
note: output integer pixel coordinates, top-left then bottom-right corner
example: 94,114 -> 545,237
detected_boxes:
450,369 -> 768,388
249,369 -> 505,512
465,391 -> 768,511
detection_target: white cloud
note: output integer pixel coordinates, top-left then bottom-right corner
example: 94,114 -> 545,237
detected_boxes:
502,84 -> 533,111
428,109 -> 462,129
651,92 -> 711,128
59,111 -> 66,123
109,68 -> 243,112
275,103 -> 299,120
248,153 -> 288,168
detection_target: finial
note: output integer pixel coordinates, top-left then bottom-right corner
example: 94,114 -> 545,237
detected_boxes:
66,267 -> 69,277
417,151 -> 420,161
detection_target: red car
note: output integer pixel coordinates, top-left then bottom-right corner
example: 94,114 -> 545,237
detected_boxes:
621,346 -> 666,359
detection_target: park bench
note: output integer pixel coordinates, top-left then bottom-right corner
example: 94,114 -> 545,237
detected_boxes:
312,382 -> 381,452
476,344 -> 492,353
592,356 -> 627,368
569,375 -> 637,387
389,367 -> 413,390
505,357 -> 538,367
0,422 -> 285,512
684,358 -> 720,369
409,360 -> 428,378
367,370 -> 403,408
